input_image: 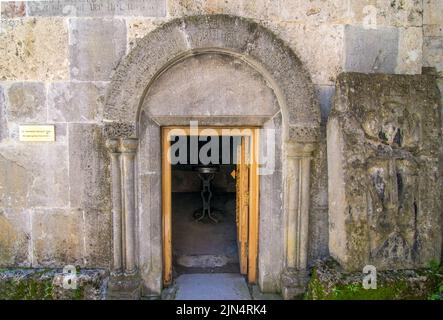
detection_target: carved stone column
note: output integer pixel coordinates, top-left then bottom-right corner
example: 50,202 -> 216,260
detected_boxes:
120,138 -> 138,274
281,141 -> 315,299
105,132 -> 141,299
105,139 -> 123,274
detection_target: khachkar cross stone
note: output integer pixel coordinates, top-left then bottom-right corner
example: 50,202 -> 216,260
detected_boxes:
327,73 -> 442,272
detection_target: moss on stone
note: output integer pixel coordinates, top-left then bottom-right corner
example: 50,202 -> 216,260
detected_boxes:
305,259 -> 443,300
0,268 -> 108,300
0,275 -> 53,300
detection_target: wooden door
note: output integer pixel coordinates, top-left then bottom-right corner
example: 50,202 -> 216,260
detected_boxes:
162,127 -> 259,286
235,136 -> 249,275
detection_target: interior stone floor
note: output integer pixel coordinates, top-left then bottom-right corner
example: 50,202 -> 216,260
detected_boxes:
172,192 -> 239,275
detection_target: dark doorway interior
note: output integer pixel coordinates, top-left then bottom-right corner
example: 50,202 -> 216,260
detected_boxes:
171,136 -> 239,276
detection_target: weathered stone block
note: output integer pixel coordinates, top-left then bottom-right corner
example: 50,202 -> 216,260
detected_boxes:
69,18 -> 126,81
27,0 -> 166,17
396,27 -> 422,74
344,25 -> 399,74
167,0 -> 269,20
0,143 -> 69,208
0,86 -> 7,141
423,0 -> 443,25
258,115 -> 283,293
83,209 -> 111,268
263,21 -> 344,85
424,24 -> 443,38
0,152 -> 31,208
48,81 -> 107,122
0,208 -> 30,267
328,73 -> 442,271
1,1 -> 26,18
68,124 -> 110,210
0,18 -> 69,81
32,209 -> 84,267
423,36 -> 443,71
272,0 -> 348,24
127,18 -> 167,50
309,129 -> 329,263
5,82 -> 47,123
346,0 -> 423,28
438,78 -> 443,128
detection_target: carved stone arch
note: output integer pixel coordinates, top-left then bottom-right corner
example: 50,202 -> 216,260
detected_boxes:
104,14 -> 320,139
103,14 -> 321,299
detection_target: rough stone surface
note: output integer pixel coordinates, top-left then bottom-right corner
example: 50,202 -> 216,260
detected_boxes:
263,21 -> 344,85
0,144 -> 69,208
69,18 -> 127,81
309,127 -> 330,263
0,18 -> 69,81
258,114 -> 283,293
423,0 -> 443,30
1,1 -> 26,18
48,82 -> 107,122
306,259 -> 443,300
27,0 -> 166,17
142,53 -> 279,123
0,86 -> 6,141
328,73 -> 442,271
396,27 -> 422,74
423,37 -> 443,72
0,208 -> 30,267
344,25 -> 399,74
83,209 -> 112,268
127,18 -> 168,50
32,209 -> 83,267
5,82 -> 47,123
68,124 -> 110,210
346,0 -> 423,28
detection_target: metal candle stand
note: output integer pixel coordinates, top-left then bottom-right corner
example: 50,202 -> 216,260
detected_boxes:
193,166 -> 220,223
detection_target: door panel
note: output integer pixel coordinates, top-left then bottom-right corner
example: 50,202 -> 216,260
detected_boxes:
236,136 -> 249,275
162,128 -> 172,285
247,129 -> 259,283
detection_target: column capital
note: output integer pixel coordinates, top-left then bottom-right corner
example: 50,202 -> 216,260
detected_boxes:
105,139 -> 120,153
119,138 -> 139,153
286,141 -> 315,158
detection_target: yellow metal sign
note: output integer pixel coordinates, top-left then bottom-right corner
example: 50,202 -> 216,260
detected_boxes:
19,125 -> 55,142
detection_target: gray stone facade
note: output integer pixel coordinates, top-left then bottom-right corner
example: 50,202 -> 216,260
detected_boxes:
0,0 -> 442,300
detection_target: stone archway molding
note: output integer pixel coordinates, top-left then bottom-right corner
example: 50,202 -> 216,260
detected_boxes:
103,14 -> 321,299
104,14 -> 320,140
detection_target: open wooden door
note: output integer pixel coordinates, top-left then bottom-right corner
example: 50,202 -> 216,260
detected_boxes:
162,127 -> 259,286
234,132 -> 259,282
235,136 -> 249,275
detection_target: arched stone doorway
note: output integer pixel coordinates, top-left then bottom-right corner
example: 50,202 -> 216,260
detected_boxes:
103,14 -> 320,299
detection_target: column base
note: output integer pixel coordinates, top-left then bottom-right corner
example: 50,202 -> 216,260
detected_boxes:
280,268 -> 310,300
107,272 -> 141,300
